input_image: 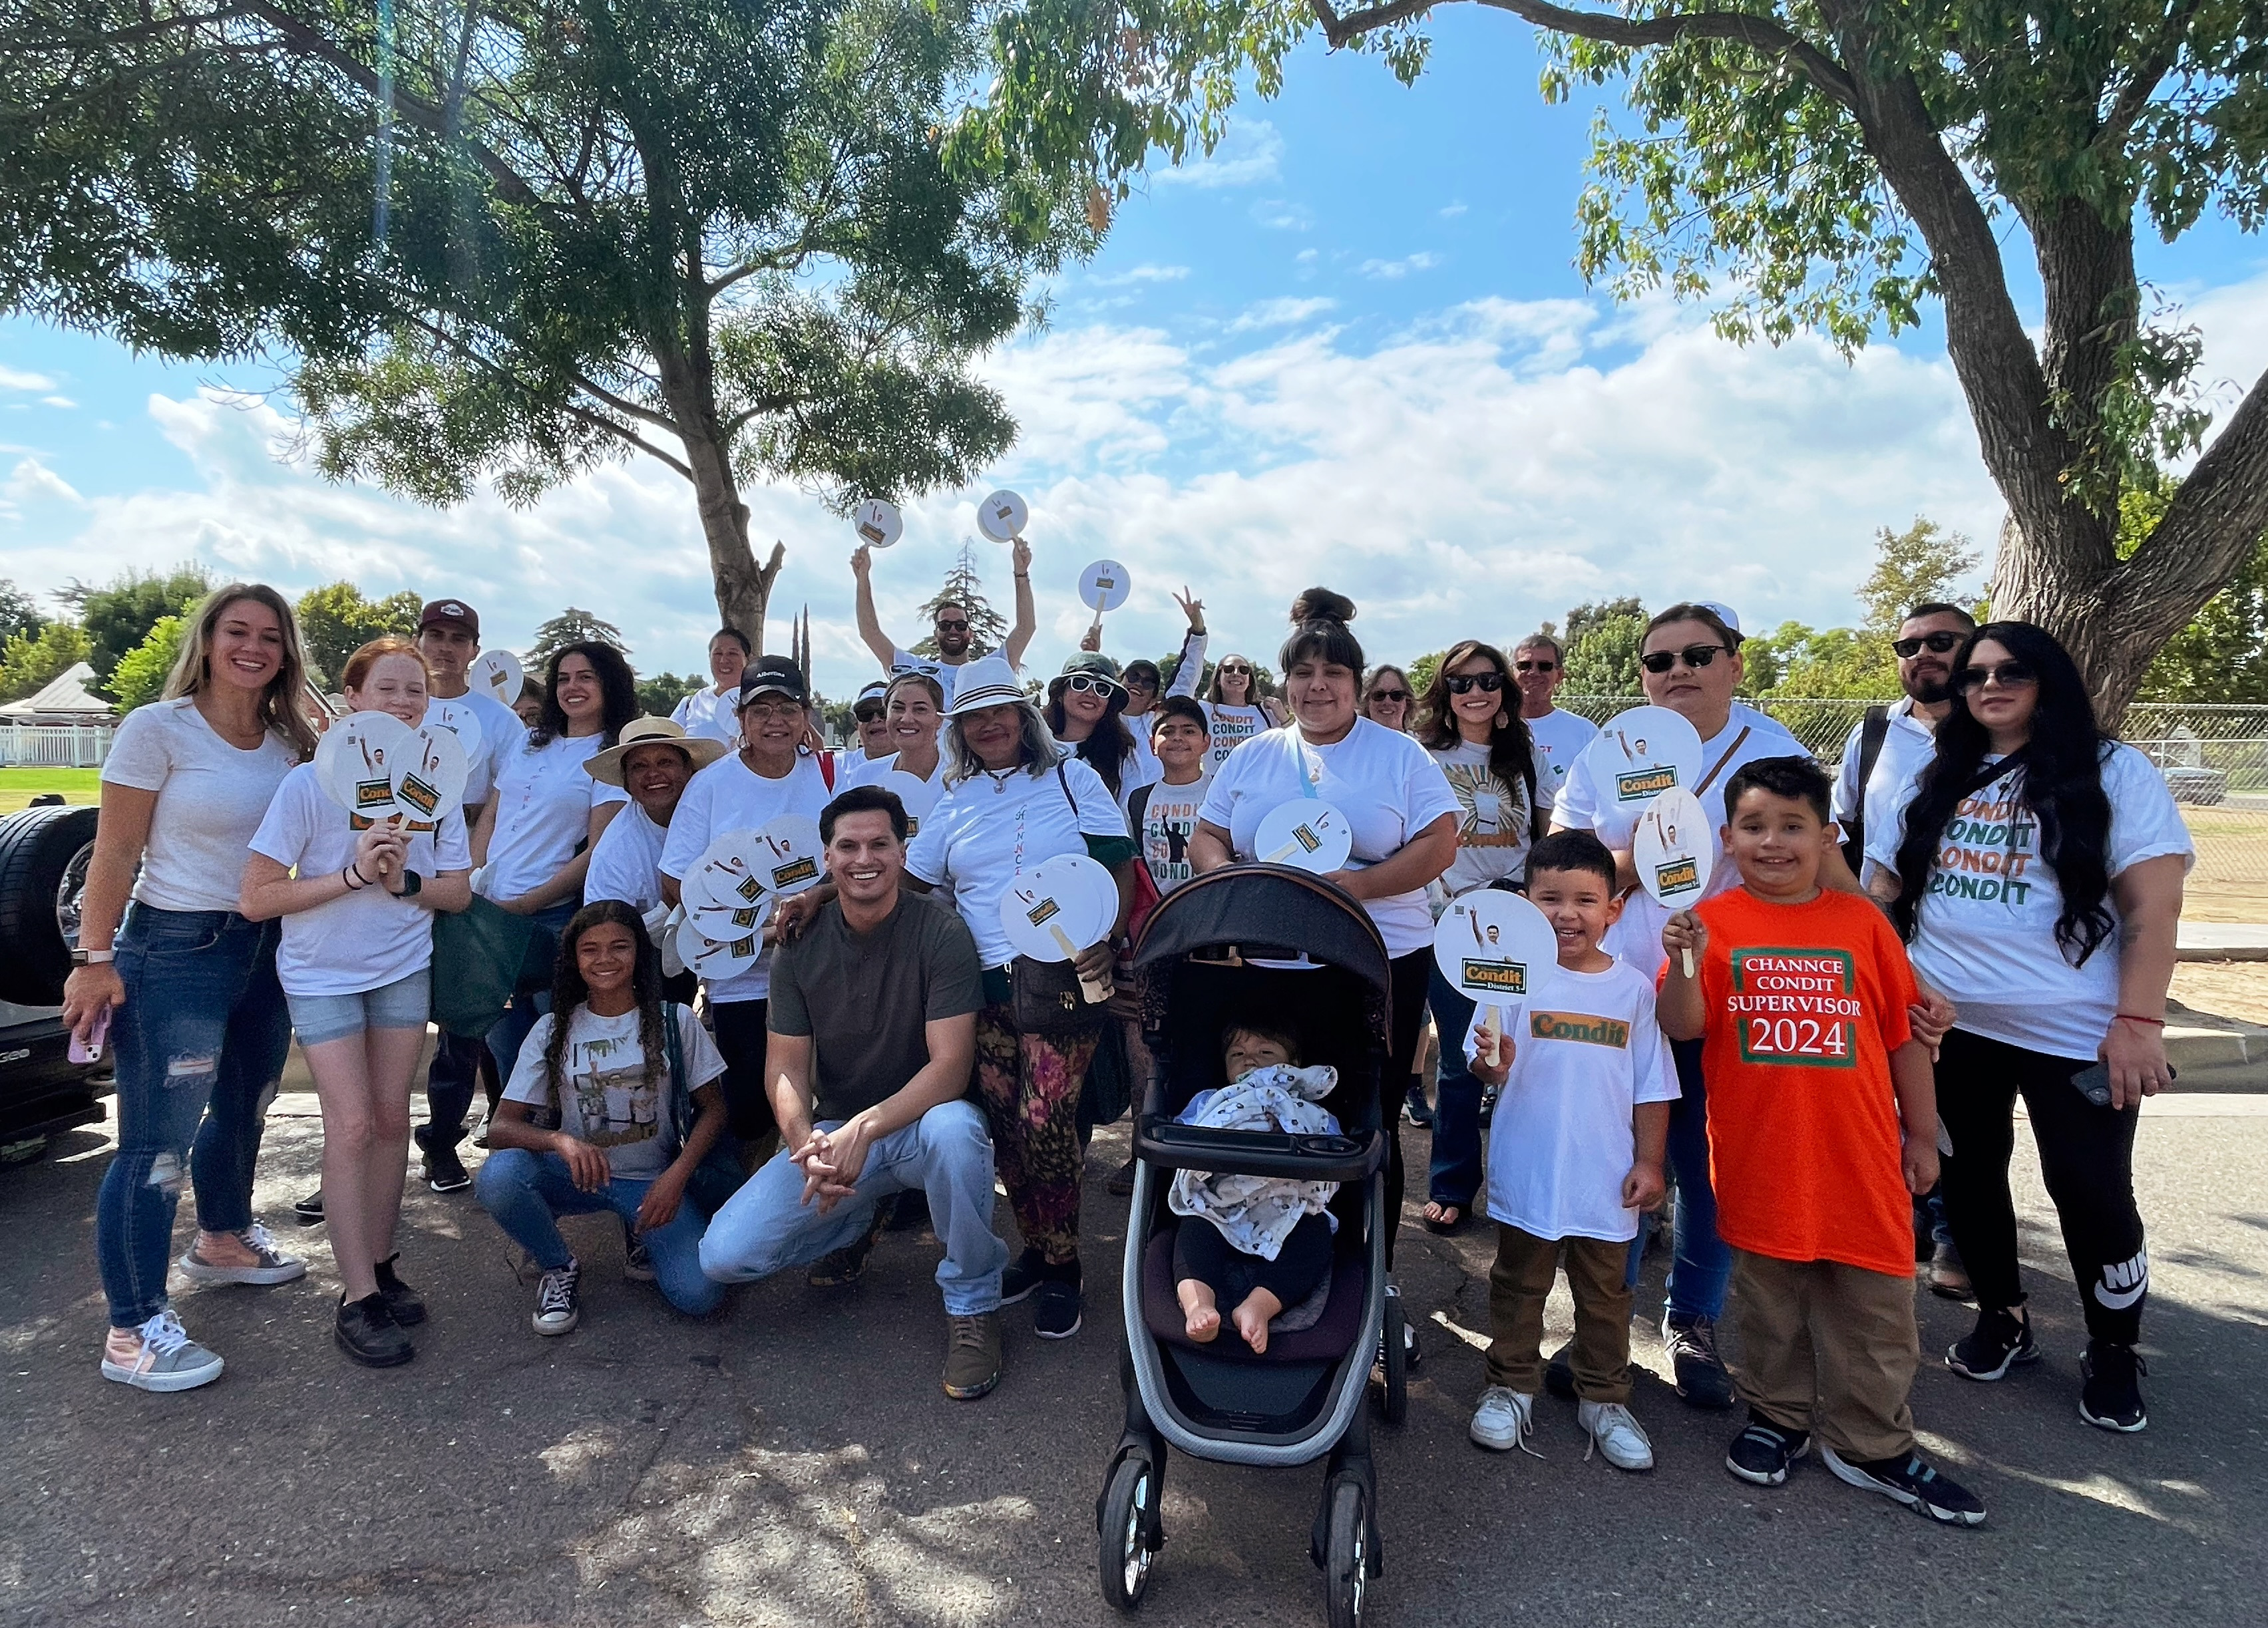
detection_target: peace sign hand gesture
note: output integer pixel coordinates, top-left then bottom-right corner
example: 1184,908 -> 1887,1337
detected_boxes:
1173,587 -> 1205,633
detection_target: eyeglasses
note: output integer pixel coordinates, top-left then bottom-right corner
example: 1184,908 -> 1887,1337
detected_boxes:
1892,631 -> 1965,658
1368,689 -> 1411,704
1953,661 -> 2038,693
1443,672 -> 1503,695
934,618 -> 970,633
1059,673 -> 1123,700
741,697 -> 803,719
1639,644 -> 1729,675
1514,659 -> 1558,673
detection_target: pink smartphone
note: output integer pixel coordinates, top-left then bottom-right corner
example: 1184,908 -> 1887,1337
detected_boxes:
69,1007 -> 111,1065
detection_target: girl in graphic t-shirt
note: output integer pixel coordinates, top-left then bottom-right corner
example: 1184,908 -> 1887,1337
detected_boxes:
1410,641 -> 1541,1232
1203,652 -> 1284,772
1877,621 -> 2189,1434
242,638 -> 473,1368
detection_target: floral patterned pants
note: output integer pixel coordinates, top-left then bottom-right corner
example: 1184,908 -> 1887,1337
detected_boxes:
974,1002 -> 1100,1268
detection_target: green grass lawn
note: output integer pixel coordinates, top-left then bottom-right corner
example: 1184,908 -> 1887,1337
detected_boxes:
0,767 -> 102,814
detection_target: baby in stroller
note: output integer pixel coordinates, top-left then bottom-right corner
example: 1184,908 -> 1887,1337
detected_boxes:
1171,1023 -> 1342,1355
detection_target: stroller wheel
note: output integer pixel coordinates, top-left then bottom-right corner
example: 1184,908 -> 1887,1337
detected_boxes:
1379,1293 -> 1409,1425
1322,1481 -> 1370,1628
1099,1456 -> 1158,1611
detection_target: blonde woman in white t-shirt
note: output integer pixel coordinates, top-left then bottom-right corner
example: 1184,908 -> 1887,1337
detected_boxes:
242,638 -> 472,1368
64,584 -> 318,1393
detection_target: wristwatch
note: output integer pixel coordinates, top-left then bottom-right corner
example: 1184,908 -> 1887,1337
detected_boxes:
399,870 -> 423,897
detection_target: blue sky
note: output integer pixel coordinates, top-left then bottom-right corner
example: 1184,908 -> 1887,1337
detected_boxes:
4,14 -> 2265,698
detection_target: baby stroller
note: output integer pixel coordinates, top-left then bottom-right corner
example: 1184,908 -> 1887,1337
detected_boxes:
1096,864 -> 1404,1627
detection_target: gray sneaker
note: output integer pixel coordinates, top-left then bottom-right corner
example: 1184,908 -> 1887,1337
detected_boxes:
943,1313 -> 1003,1400
532,1259 -> 582,1337
100,1310 -> 225,1392
177,1222 -> 307,1286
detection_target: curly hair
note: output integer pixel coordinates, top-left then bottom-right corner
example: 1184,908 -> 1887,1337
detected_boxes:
532,641 -> 640,748
541,901 -> 668,1108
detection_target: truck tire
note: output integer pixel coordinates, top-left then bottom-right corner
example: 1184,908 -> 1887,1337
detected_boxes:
0,805 -> 98,1007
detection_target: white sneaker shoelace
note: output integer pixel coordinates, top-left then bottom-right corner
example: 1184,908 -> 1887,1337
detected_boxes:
1582,1402 -> 1648,1464
138,1309 -> 192,1357
239,1223 -> 292,1266
538,1263 -> 580,1317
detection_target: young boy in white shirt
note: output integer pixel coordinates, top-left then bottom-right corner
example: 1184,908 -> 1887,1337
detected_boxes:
1465,830 -> 1678,1470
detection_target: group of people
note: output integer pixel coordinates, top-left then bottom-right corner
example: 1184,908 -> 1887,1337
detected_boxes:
60,558 -> 2187,1532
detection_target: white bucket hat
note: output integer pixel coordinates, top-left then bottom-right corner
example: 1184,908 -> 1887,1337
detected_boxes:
943,655 -> 1028,717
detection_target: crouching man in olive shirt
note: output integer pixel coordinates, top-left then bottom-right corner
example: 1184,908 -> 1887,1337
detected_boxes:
697,784 -> 1010,1399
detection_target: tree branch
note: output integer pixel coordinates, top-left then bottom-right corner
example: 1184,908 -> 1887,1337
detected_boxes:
2096,0 -> 2204,150
1306,0 -> 1858,108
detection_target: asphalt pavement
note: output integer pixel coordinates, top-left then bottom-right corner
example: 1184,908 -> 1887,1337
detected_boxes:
3,1092 -> 2265,1628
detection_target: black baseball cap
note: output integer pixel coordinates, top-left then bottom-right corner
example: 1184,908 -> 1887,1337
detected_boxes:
737,655 -> 809,707
417,599 -> 480,639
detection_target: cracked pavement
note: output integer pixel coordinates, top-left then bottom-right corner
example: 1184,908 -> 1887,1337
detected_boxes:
4,1089 -> 2265,1626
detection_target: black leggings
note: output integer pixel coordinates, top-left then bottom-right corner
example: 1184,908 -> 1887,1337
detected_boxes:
1384,948 -> 1431,1271
708,999 -> 776,1144
1935,1027 -> 2148,1344
1175,1212 -> 1334,1311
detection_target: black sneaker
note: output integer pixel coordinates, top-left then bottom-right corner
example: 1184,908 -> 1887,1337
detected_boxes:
1034,1279 -> 1082,1339
1543,1341 -> 1577,1401
373,1253 -> 427,1327
1402,1086 -> 1434,1128
1725,1414 -> 1810,1485
293,1189 -> 325,1225
416,1126 -> 472,1194
1947,1305 -> 2039,1381
1821,1446 -> 1986,1526
335,1292 -> 415,1367
2079,1340 -> 2148,1432
1000,1248 -> 1047,1307
809,1201 -> 890,1287
1662,1313 -> 1736,1408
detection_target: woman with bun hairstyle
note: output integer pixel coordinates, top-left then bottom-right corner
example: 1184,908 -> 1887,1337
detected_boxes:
66,583 -> 318,1392
1191,588 -> 1461,1265
1411,640 -> 1541,1231
1873,621 -> 2189,1432
241,637 -> 473,1367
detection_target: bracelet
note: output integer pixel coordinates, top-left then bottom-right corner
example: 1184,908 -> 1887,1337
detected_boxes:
344,864 -> 373,891
2114,1013 -> 2165,1027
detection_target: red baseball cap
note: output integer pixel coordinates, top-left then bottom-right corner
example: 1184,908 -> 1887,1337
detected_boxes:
417,599 -> 480,639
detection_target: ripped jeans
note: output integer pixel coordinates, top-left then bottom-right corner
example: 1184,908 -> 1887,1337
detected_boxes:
95,905 -> 292,1329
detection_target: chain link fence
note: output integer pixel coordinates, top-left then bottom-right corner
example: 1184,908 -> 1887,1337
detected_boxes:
1558,695 -> 2268,899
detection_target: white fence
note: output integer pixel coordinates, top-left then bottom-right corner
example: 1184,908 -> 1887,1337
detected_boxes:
0,723 -> 113,768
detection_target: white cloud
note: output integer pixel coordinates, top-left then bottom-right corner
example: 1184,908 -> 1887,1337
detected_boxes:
0,365 -> 57,392
1358,252 -> 1441,280
40,395 -> 75,410
1440,201 -> 1469,219
1152,121 -> 1283,190
1252,200 -> 1311,232
1227,297 -> 1338,333
5,456 -> 81,505
1088,264 -> 1191,288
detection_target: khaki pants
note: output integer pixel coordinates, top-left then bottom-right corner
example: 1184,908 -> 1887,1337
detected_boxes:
1730,1249 -> 1919,1462
1485,1224 -> 1633,1403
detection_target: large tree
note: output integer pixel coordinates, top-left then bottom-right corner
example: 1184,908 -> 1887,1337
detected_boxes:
4,0 -> 1087,647
967,0 -> 2268,720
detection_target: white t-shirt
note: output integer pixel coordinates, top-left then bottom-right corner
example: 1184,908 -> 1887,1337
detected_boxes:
503,1004 -> 727,1179
1205,702 -> 1272,772
100,697 -> 299,913
833,747 -> 899,790
1831,699 -> 1937,886
671,685 -> 741,746
1553,701 -> 1806,980
658,751 -> 834,1003
248,764 -> 470,997
1429,739 -> 1535,896
832,750 -> 946,837
425,689 -> 524,812
1469,959 -> 1681,1243
582,804 -> 669,913
1523,707 -> 1599,814
1133,775 -> 1209,897
1867,742 -> 2194,1061
1199,718 -> 1461,958
905,756 -> 1129,968
480,733 -> 631,902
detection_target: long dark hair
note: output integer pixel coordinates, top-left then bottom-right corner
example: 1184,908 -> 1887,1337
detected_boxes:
532,641 -> 640,747
1890,621 -> 2115,965
1415,639 -> 1541,840
543,901 -> 667,1100
1043,694 -> 1137,796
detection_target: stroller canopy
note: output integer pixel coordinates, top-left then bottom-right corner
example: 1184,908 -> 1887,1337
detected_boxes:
1133,865 -> 1390,995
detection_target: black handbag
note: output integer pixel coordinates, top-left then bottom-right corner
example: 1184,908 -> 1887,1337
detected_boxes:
1011,953 -> 1104,1037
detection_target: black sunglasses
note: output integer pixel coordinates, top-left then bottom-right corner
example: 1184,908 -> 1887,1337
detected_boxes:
1443,672 -> 1504,695
1058,672 -> 1123,699
1892,631 -> 1965,658
1953,660 -> 2038,693
1219,663 -> 1252,675
1514,659 -> 1558,673
934,617 -> 970,633
1368,689 -> 1412,704
1639,643 -> 1728,674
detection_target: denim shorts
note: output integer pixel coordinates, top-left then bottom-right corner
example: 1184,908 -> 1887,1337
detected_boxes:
287,969 -> 433,1046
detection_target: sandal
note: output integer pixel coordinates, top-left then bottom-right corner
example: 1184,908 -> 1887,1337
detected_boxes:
1421,1202 -> 1465,1235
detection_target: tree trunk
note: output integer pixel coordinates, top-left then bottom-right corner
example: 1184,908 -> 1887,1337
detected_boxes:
682,424 -> 785,651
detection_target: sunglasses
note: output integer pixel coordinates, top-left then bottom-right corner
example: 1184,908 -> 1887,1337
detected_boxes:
1219,663 -> 1252,676
1058,673 -> 1123,699
1514,659 -> 1558,673
854,708 -> 886,723
1953,661 -> 2038,693
1893,631 -> 1965,658
1368,689 -> 1412,704
1639,643 -> 1729,674
1443,672 -> 1504,695
934,618 -> 970,633
1125,675 -> 1159,692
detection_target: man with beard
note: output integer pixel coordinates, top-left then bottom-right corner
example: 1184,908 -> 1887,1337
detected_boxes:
852,538 -> 1038,705
1833,603 -> 1978,890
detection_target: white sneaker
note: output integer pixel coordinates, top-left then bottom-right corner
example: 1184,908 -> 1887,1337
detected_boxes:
99,1309 -> 226,1392
1579,1399 -> 1656,1471
176,1223 -> 307,1286
1469,1386 -> 1537,1453
532,1258 -> 582,1336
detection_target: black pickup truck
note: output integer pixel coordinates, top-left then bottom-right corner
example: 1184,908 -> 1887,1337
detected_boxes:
0,802 -> 107,1154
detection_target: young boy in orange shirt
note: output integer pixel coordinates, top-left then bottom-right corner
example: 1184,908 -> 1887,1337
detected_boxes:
1658,756 -> 1985,1526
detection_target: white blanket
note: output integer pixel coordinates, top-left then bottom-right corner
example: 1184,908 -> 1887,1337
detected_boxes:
1168,1064 -> 1342,1261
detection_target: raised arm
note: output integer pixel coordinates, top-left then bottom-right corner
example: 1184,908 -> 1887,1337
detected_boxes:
852,546 -> 898,669
1003,536 -> 1037,669
1167,593 -> 1208,697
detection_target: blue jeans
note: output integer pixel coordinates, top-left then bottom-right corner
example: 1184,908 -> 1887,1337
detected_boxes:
1425,967 -> 1485,1209
475,1147 -> 723,1316
484,900 -> 578,1088
699,1099 -> 1009,1315
1626,1037 -> 1731,1322
95,906 -> 292,1327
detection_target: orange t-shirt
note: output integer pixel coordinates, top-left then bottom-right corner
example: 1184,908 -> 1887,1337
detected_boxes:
1679,887 -> 1919,1277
